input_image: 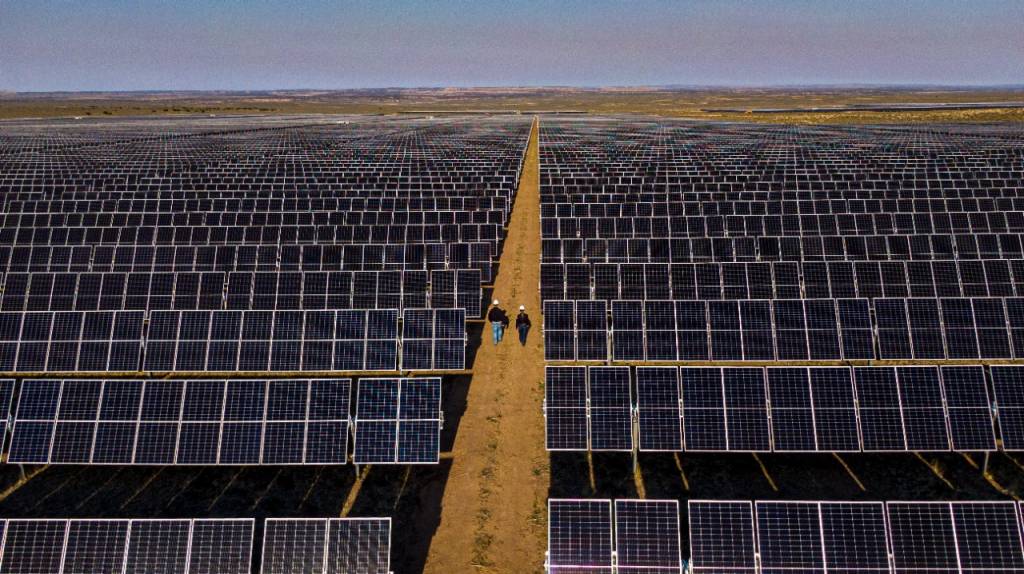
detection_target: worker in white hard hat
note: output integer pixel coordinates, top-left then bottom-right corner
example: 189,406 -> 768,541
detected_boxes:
515,305 -> 532,346
487,299 -> 509,345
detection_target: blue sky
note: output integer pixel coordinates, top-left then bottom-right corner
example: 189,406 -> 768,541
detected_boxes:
1,0 -> 1022,91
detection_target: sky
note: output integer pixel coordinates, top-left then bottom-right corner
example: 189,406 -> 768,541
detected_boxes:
1,0 -> 1022,92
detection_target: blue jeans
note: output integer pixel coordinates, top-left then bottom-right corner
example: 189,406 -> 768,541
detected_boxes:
518,324 -> 529,345
491,321 -> 504,344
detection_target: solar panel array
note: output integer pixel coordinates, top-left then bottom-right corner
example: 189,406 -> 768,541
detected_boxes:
1,376 -> 445,465
546,499 -> 682,573
1,117 -> 533,380
8,379 -> 350,465
262,518 -> 392,574
543,297 -> 1024,362
0,517 -> 393,574
537,119 -> 1024,432
545,365 -> 1007,453
353,377 -> 443,464
0,518 -> 254,574
0,269 -> 482,317
541,260 -> 1024,302
0,308 -> 467,372
689,500 -> 1024,574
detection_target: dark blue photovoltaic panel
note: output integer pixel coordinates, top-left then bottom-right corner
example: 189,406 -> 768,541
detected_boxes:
637,367 -> 682,451
896,367 -> 950,451
354,377 -> 441,464
681,368 -> 726,451
545,367 -> 587,450
819,502 -> 890,574
263,518 -> 392,574
887,503 -> 959,574
766,368 -> 816,452
755,502 -> 824,574
612,301 -> 645,361
952,502 -> 1024,573
614,500 -> 682,572
547,499 -> 613,573
723,368 -> 770,452
688,501 -> 757,574
809,368 -> 861,452
992,366 -> 1024,450
854,368 -> 907,451
588,367 -> 632,451
544,301 -> 576,361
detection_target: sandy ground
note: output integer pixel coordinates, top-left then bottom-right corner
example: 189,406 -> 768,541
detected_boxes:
423,118 -> 548,574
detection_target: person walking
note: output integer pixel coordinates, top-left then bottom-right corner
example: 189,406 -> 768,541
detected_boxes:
516,305 -> 532,346
487,299 -> 509,344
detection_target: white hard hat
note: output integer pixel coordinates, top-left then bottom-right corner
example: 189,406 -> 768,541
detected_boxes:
519,305 -> 525,311
493,299 -> 499,305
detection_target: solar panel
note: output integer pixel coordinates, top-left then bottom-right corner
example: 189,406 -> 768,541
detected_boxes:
400,308 -> 466,370
896,366 -> 950,451
681,367 -> 726,451
953,502 -> 1024,573
754,502 -> 825,574
687,501 -> 757,574
886,502 -> 959,574
614,499 -> 682,572
544,301 -> 576,361
184,519 -> 254,574
8,379 -> 350,465
544,366 -> 587,450
636,367 -> 682,451
854,367 -> 907,452
547,499 -> 614,573
992,366 -> 1024,450
723,368 -> 771,452
612,301 -> 645,361
576,300 -> 609,361
0,379 -> 16,452
588,366 -> 632,451
809,367 -> 861,452
940,366 -> 996,451
353,377 -> 442,464
766,368 -> 816,452
262,518 -> 392,574
818,502 -> 890,574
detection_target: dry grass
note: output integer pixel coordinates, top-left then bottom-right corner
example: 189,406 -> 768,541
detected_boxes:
3,87 -> 1024,123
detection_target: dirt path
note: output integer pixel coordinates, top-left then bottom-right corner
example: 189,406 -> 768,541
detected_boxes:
423,118 -> 548,574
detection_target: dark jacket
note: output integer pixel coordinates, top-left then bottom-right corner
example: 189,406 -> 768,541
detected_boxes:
516,312 -> 531,328
488,307 -> 509,324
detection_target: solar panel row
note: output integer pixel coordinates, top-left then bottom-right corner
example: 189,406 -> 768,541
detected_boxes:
0,309 -> 466,373
0,222 -> 502,247
0,518 -> 254,574
1,269 -> 483,317
546,499 -> 682,573
540,260 -> 1024,302
0,517 -> 392,574
541,233 -> 1024,264
543,197 -> 1024,217
545,365 -> 1009,453
8,195 -> 507,215
541,210 -> 1024,239
2,207 -> 505,227
262,518 -> 391,574
688,500 -> 1024,574
0,242 -> 494,281
5,377 -> 442,466
544,297 -> 1024,362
